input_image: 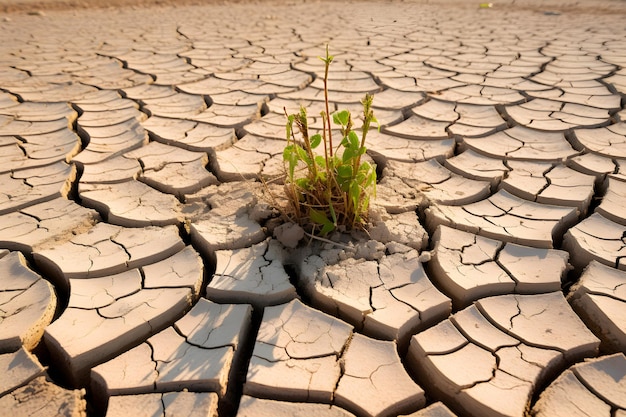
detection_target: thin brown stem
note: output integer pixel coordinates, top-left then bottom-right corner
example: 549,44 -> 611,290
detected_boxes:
321,111 -> 329,166
323,44 -> 333,157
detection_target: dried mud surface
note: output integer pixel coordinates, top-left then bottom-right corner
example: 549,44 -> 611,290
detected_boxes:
1,0 -> 625,417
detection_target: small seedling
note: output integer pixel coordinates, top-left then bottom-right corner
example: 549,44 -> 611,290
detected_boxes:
282,45 -> 378,236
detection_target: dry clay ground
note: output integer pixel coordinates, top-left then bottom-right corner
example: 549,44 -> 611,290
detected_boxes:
1,0 -> 625,416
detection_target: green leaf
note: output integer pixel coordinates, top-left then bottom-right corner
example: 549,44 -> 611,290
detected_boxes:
360,162 -> 377,189
360,161 -> 373,171
371,115 -> 380,132
342,146 -> 357,163
337,164 -> 353,177
315,155 -> 326,167
359,161 -> 373,175
333,110 -> 350,126
320,221 -> 335,235
283,145 -> 298,178
295,177 -> 310,190
336,164 -> 353,191
309,208 -> 330,224
283,144 -> 295,160
309,208 -> 335,235
328,202 -> 337,224
348,131 -> 359,148
310,134 -> 322,149
319,54 -> 334,64
349,181 -> 361,213
296,145 -> 311,166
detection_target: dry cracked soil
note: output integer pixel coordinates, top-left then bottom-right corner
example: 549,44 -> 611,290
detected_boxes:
0,0 -> 625,416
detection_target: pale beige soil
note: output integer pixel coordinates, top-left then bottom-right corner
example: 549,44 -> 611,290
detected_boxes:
0,0 -> 261,13
1,0 -> 625,15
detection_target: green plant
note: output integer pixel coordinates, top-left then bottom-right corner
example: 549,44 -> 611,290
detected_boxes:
282,45 -> 378,236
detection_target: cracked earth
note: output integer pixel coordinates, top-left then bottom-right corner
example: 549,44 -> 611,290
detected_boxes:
1,0 -> 625,416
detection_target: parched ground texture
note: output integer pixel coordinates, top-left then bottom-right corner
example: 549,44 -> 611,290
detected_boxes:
1,0 -> 626,416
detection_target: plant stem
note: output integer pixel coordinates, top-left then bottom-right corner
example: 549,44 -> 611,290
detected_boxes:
355,93 -> 373,173
321,110 -> 330,171
283,107 -> 301,221
297,110 -> 318,180
323,44 -> 333,157
321,44 -> 337,226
